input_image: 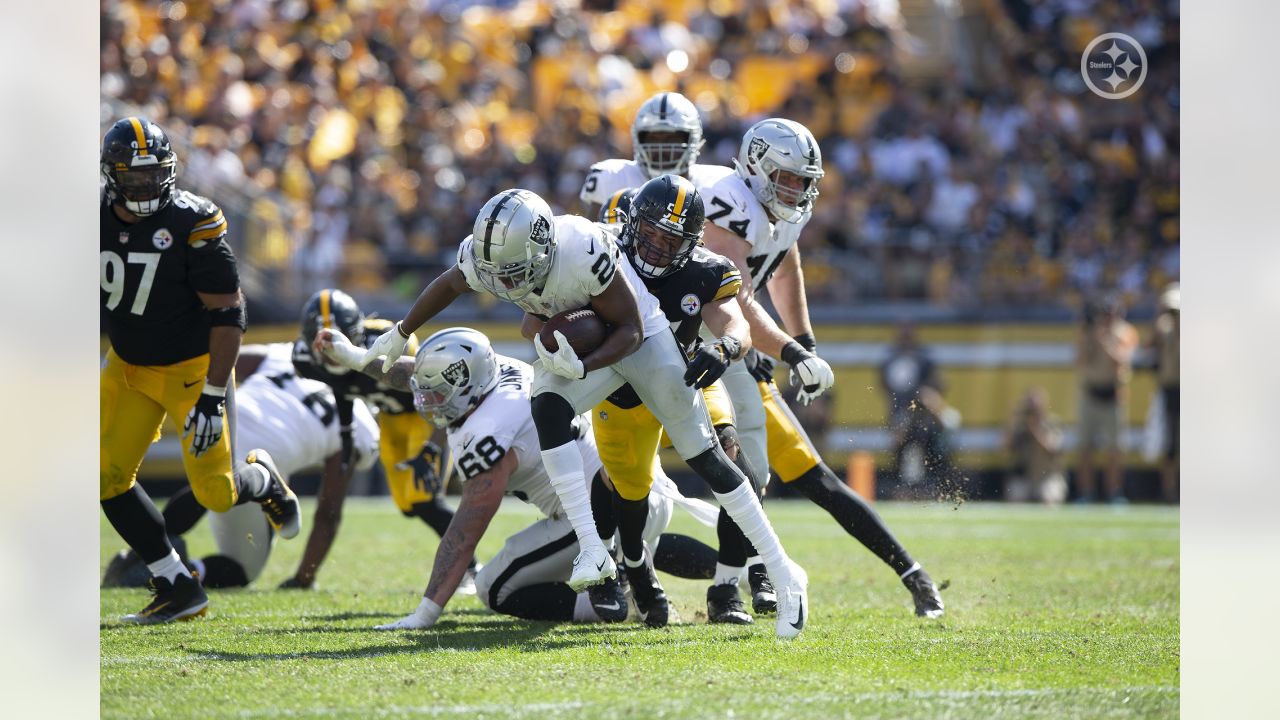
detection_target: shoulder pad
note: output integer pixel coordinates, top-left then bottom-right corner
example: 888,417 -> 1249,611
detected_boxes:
175,191 -> 228,247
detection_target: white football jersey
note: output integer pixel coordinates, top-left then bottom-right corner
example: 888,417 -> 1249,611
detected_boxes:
580,158 -> 724,210
458,213 -> 667,338
446,355 -> 601,518
236,343 -> 379,477
693,164 -> 811,291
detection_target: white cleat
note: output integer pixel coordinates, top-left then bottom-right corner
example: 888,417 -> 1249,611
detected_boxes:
567,541 -> 616,593
455,565 -> 481,597
774,560 -> 809,639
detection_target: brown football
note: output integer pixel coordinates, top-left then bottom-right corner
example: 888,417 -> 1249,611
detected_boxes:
539,308 -> 606,356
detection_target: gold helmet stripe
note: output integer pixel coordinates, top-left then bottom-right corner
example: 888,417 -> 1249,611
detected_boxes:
668,184 -> 688,224
128,117 -> 149,157
605,190 -> 625,223
320,289 -> 332,329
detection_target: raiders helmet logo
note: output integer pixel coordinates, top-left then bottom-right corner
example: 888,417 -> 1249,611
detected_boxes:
442,359 -> 471,387
530,215 -> 552,245
748,137 -> 770,163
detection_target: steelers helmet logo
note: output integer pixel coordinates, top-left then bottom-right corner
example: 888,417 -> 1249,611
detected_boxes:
680,293 -> 701,316
152,228 -> 173,250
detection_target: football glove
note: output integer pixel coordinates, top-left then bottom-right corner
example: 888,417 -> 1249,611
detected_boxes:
743,348 -> 777,383
396,441 -> 444,497
683,336 -> 742,389
183,384 -> 226,457
375,597 -> 442,631
534,330 -> 585,379
314,328 -> 367,370
781,341 -> 835,406
362,321 -> 411,373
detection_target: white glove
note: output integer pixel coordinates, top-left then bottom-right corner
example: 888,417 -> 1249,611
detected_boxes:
375,597 -> 442,631
183,384 -> 226,457
362,322 -> 411,373
313,328 -> 366,370
788,355 -> 835,406
534,331 -> 585,380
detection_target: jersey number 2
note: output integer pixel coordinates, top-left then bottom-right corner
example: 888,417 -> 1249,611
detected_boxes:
101,251 -> 159,315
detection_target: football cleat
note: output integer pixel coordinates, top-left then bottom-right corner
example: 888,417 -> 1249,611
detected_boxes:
748,562 -> 777,614
248,449 -> 301,539
455,564 -> 481,597
773,560 -> 809,639
623,558 -> 669,628
706,583 -> 753,625
587,575 -> 629,623
567,541 -> 616,593
122,573 -> 209,625
903,567 -> 945,619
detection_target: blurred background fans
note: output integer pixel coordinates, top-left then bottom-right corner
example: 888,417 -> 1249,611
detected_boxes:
101,0 -> 1179,502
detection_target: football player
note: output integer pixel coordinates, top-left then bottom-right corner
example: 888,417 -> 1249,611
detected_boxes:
287,289 -> 478,589
100,117 -> 300,624
574,175 -> 763,626
695,118 -> 945,617
361,189 -> 809,637
579,91 -> 714,221
102,343 -> 380,588
316,327 -> 721,627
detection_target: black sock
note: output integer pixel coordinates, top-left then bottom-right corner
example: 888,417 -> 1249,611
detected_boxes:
685,444 -> 749,494
410,500 -> 477,571
101,485 -> 173,565
716,508 -> 747,567
613,492 -> 650,563
200,554 -> 250,588
791,464 -> 916,576
590,472 -> 617,541
495,583 -> 577,621
162,486 -> 208,536
232,462 -> 267,505
653,533 -> 717,579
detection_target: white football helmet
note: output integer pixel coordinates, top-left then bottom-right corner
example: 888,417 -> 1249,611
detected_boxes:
470,189 -> 557,302
410,327 -> 499,428
631,92 -> 704,179
734,118 -> 824,223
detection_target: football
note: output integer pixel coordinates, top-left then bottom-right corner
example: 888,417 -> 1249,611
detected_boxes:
539,308 -> 606,356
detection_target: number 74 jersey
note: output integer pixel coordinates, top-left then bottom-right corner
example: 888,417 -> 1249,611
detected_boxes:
693,165 -> 811,291
100,189 -> 241,366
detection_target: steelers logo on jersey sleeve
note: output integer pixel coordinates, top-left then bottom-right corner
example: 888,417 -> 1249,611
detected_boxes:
680,294 -> 701,316
152,228 -> 174,250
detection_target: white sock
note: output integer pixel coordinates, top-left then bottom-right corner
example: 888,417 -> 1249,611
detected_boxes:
624,549 -> 647,569
714,562 -> 743,587
541,443 -> 601,549
746,555 -> 764,571
714,482 -> 789,582
147,549 -> 191,583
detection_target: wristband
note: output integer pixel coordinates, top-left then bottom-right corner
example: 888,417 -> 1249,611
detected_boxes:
414,596 -> 443,624
780,341 -> 811,367
203,383 -> 227,398
209,304 -> 247,331
793,332 -> 817,353
718,336 -> 743,361
396,321 -> 412,339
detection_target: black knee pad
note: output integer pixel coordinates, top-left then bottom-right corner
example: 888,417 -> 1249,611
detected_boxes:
686,444 -> 747,495
200,554 -> 250,588
530,392 -> 577,449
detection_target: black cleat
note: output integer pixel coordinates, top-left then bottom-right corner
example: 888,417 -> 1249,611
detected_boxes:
748,563 -> 777,615
903,567 -> 945,618
707,583 -> 753,625
623,558 -> 669,628
248,449 -> 301,539
587,575 -> 629,623
123,573 -> 209,624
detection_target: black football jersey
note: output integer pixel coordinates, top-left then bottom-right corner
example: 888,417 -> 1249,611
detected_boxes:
293,318 -> 417,416
100,189 -> 240,366
606,245 -> 742,409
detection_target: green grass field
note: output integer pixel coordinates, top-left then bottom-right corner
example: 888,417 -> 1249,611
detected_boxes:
100,499 -> 1179,719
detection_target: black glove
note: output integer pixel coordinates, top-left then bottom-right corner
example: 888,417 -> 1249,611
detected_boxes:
683,336 -> 742,389
183,387 -> 226,457
398,441 -> 444,496
743,348 -> 777,384
793,332 -> 817,354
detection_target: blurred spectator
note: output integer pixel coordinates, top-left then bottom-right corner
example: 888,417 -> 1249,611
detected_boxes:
1149,282 -> 1180,502
1074,293 -> 1139,503
891,387 -> 963,500
880,322 -> 942,430
1004,387 -> 1067,505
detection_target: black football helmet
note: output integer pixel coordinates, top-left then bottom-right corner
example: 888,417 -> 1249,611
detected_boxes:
598,187 -> 639,226
301,289 -> 366,356
620,174 -> 705,279
101,117 -> 178,216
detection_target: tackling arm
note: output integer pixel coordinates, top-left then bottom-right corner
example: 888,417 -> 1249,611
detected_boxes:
701,295 -> 752,357
702,224 -> 794,360
402,266 -> 472,335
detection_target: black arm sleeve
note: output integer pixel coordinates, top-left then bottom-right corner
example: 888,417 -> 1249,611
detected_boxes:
187,237 -> 240,294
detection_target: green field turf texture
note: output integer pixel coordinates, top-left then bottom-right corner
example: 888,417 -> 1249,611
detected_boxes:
101,499 -> 1179,719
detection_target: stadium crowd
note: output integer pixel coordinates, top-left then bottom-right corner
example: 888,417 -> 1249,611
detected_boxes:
100,0 -> 1178,312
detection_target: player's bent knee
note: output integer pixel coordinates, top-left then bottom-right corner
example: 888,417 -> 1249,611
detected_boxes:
686,444 -> 745,495
474,565 -> 499,610
190,478 -> 237,513
715,424 -> 740,461
530,392 -> 577,449
611,471 -> 652,502
100,469 -> 136,502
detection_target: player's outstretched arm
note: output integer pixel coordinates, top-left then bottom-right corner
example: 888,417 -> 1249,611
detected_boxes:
583,271 -> 644,373
702,224 -> 794,359
313,328 -> 416,391
765,246 -> 814,340
365,266 -> 473,371
376,450 -> 514,630
685,295 -> 751,389
283,452 -> 349,589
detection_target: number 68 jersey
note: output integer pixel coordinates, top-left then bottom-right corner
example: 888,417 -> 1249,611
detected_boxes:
456,214 -> 667,338
100,189 -> 241,366
446,356 -> 602,519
